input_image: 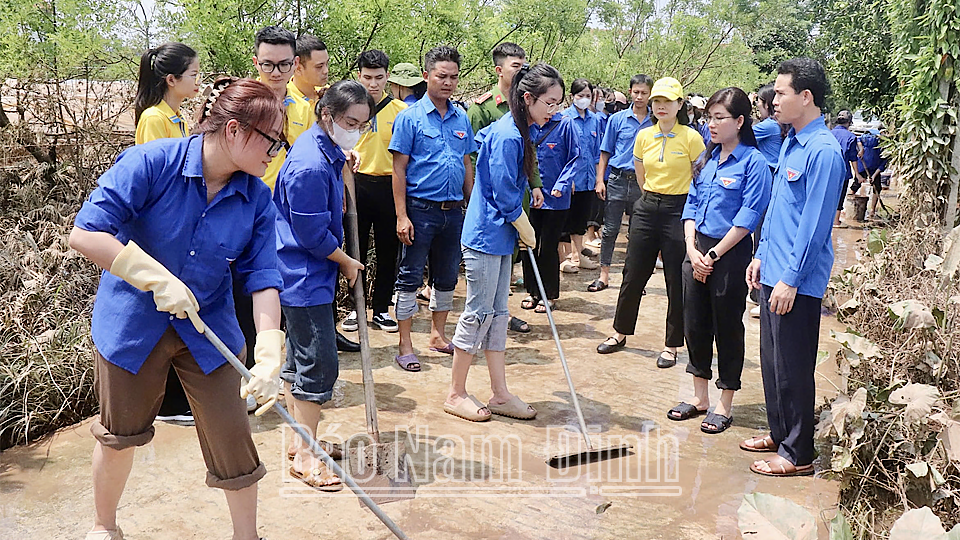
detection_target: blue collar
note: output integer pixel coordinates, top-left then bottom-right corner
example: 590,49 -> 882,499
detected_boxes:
653,129 -> 677,139
182,134 -> 251,202
421,96 -> 458,119
711,142 -> 749,162
314,126 -> 346,165
789,116 -> 827,147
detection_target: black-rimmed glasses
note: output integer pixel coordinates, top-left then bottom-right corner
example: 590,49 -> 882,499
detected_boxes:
253,128 -> 289,156
257,60 -> 295,74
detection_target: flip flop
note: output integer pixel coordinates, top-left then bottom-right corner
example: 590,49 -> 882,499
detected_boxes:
85,528 -> 124,540
429,343 -> 455,355
520,296 -> 538,310
443,395 -> 491,422
289,464 -> 344,491
700,412 -> 733,434
394,353 -> 421,372
508,316 -> 531,333
666,402 -> 708,421
587,279 -> 608,292
534,300 -> 555,314
749,458 -> 814,477
487,395 -> 537,420
740,435 -> 778,453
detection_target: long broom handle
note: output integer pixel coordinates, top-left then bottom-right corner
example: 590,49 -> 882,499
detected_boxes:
200,323 -> 409,540
525,246 -> 593,450
342,166 -> 380,443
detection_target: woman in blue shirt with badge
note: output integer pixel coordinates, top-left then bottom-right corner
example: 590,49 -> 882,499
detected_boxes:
559,78 -> 602,274
70,78 -> 286,540
667,87 -> 771,434
273,80 -> 372,490
443,63 -> 564,422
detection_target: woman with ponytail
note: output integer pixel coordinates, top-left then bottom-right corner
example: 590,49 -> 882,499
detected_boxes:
134,42 -> 200,145
667,87 -> 770,434
442,63 -> 564,423
273,80 -> 372,490
71,77 -> 287,539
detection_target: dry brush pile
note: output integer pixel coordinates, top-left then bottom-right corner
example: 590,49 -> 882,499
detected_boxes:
0,131 -> 120,450
819,201 -> 960,537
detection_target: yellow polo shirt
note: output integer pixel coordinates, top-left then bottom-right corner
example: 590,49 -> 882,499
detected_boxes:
356,96 -> 407,177
135,100 -> 188,144
261,82 -> 317,192
633,124 -> 706,195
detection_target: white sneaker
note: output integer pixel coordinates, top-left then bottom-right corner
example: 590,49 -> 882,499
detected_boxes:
341,310 -> 359,332
373,312 -> 399,332
750,305 -> 761,318
655,258 -> 664,270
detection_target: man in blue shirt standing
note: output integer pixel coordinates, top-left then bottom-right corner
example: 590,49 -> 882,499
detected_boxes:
591,74 -> 654,291
745,57 -> 845,477
389,46 -> 477,371
830,109 -> 860,227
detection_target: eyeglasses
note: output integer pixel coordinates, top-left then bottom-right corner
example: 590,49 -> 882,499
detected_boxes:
337,116 -> 372,134
707,115 -> 734,124
536,97 -> 563,113
257,60 -> 295,74
253,127 -> 289,156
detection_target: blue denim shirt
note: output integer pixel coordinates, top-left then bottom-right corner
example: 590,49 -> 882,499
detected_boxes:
561,106 -> 601,191
682,144 -> 771,239
753,117 -> 783,169
857,132 -> 887,172
756,117 -> 845,298
388,95 -> 478,201
273,124 -> 346,307
600,107 -> 653,170
74,135 -> 281,374
462,115 -> 527,256
531,113 -> 580,211
830,124 -> 858,180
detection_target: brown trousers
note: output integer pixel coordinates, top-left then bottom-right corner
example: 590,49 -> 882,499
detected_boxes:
91,327 -> 265,490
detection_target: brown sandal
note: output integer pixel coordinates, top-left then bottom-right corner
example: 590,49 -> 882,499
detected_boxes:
750,457 -> 814,477
289,463 -> 343,491
740,435 -> 778,453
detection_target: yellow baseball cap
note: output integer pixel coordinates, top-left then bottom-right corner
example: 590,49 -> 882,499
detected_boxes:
650,77 -> 684,101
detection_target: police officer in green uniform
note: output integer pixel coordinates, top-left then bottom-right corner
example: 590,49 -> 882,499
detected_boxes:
467,42 -> 544,334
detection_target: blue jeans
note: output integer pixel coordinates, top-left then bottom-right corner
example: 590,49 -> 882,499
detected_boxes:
451,247 -> 512,354
394,198 -> 464,319
601,168 -> 642,267
280,303 -> 338,405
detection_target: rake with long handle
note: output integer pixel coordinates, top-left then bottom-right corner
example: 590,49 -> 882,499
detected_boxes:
199,322 -> 410,540
525,246 -> 632,468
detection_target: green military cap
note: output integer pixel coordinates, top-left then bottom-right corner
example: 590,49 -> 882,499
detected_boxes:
388,63 -> 425,87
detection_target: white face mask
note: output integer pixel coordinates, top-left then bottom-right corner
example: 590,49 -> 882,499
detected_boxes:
596,100 -> 606,113
574,96 -> 592,110
330,119 -> 361,149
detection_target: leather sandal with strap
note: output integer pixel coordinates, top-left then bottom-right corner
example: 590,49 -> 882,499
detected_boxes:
740,434 -> 778,453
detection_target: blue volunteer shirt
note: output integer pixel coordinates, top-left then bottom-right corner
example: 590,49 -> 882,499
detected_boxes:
561,106 -> 602,191
73,135 -> 282,374
403,94 -> 418,106
756,117 -> 845,298
600,107 -> 653,170
697,120 -> 711,146
753,117 -> 784,169
389,95 -> 478,201
830,124 -> 858,180
273,124 -> 346,307
462,114 -> 527,256
531,113 -> 580,211
858,131 -> 887,172
682,143 -> 771,239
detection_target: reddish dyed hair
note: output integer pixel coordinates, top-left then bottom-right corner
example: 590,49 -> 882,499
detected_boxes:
194,77 -> 285,137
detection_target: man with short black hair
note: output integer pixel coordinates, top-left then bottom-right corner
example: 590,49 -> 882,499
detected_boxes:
830,109 -> 861,226
745,57 -> 845,477
389,46 -> 477,372
342,49 -> 408,333
287,35 -> 329,140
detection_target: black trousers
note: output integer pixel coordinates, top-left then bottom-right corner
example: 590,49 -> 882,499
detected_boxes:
759,284 -> 821,466
356,174 -> 400,314
522,207 -> 568,301
682,232 -> 752,390
612,191 -> 686,346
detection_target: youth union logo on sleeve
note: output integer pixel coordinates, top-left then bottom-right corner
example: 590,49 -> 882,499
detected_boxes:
786,168 -> 801,181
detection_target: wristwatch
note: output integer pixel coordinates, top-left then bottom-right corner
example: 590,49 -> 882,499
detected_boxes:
707,249 -> 720,261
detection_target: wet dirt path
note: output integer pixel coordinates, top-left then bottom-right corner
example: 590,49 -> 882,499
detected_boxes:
0,213 -> 885,540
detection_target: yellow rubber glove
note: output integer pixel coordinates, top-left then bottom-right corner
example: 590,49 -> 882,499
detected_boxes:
110,240 -> 203,332
512,211 -> 536,248
240,329 -> 284,416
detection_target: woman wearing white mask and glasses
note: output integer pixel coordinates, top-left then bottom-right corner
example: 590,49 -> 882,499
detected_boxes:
273,80 -> 372,491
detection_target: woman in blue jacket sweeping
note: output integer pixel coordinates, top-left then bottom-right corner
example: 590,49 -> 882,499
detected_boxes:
443,63 -> 565,422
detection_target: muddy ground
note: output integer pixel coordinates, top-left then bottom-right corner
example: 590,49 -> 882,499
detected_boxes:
0,213 -> 883,540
